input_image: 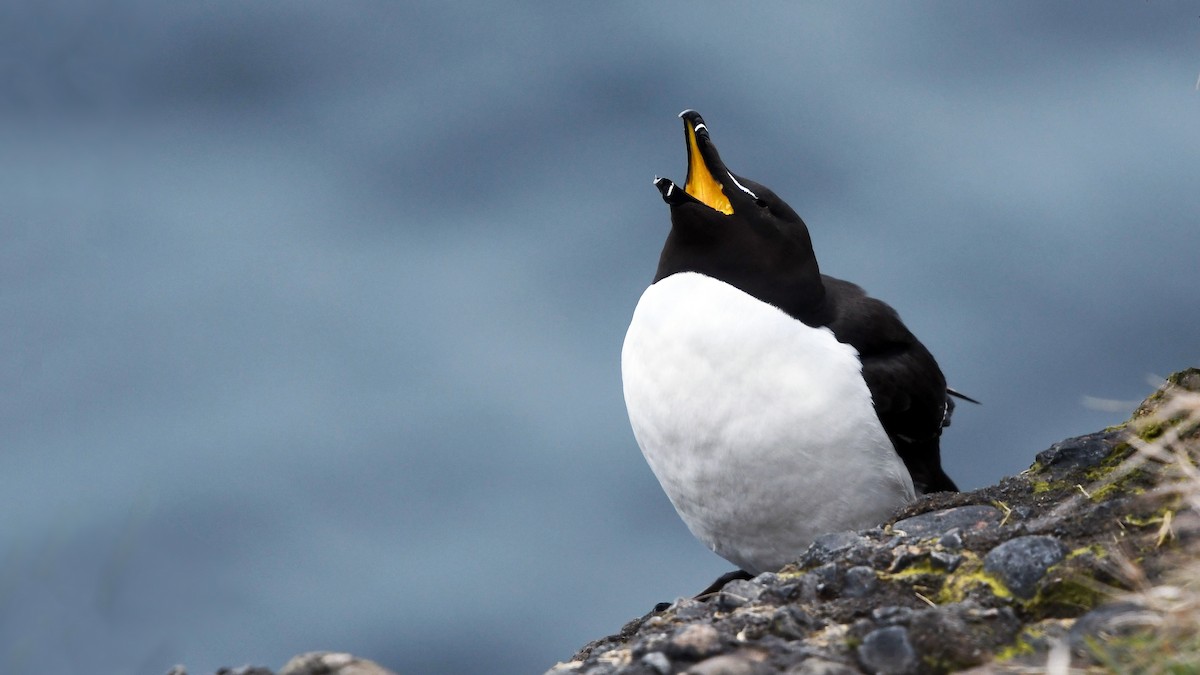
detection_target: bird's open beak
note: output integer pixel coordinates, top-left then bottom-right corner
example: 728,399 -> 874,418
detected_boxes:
680,110 -> 733,215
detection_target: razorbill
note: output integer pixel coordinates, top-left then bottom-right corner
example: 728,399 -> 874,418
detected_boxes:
622,110 -> 971,577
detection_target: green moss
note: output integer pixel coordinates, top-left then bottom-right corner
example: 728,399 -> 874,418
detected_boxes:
1023,577 -> 1107,618
1026,439 -> 1138,499
884,559 -> 941,580
1030,479 -> 1056,494
878,560 -> 949,605
1085,442 -> 1136,477
1138,415 -> 1200,447
920,652 -> 968,675
1120,502 -> 1183,552
775,566 -> 806,580
994,624 -> 1049,662
876,531 -> 1120,620
1139,421 -> 1167,442
1090,479 -> 1146,501
938,568 -> 1011,604
1127,368 -> 1200,425
1166,368 -> 1200,386
888,546 -> 1112,621
878,550 -> 1016,605
934,551 -> 1012,604
1125,511 -> 1171,528
1076,444 -> 1152,501
993,641 -> 1034,662
1065,543 -> 1108,560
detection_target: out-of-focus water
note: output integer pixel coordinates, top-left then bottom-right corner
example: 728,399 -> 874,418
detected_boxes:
3,3 -> 1198,673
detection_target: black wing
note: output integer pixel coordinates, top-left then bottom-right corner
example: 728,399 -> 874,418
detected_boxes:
820,276 -> 959,494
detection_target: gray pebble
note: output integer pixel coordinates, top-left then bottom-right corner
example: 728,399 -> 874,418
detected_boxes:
640,651 -> 672,675
797,563 -> 841,602
762,580 -> 802,604
892,505 -> 1002,538
888,546 -> 926,573
1035,430 -> 1123,473
842,566 -> 878,598
665,623 -> 722,661
801,532 -> 869,565
930,549 -> 963,572
279,652 -> 398,675
674,597 -> 713,621
685,652 -> 769,675
871,605 -> 914,624
938,529 -> 963,549
752,572 -> 780,586
718,579 -> 765,610
983,535 -> 1065,599
770,607 -> 812,640
857,625 -> 917,675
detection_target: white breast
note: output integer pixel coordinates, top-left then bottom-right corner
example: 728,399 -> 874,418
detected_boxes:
621,272 -> 915,574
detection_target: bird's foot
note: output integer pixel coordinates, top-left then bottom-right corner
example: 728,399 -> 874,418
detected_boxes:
694,569 -> 753,600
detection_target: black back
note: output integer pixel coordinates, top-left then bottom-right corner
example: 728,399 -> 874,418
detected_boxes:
819,276 -> 958,493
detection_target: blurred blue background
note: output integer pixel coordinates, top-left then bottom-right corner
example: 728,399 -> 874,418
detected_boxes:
3,2 -> 1198,674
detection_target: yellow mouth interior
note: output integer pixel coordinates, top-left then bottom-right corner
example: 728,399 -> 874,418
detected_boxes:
683,124 -> 733,215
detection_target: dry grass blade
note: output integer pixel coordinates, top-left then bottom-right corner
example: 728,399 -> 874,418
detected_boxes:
1076,373 -> 1200,671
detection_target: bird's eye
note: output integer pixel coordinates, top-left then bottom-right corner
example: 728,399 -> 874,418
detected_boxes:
755,198 -> 769,209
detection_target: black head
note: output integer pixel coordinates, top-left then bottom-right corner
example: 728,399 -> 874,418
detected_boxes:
653,110 -> 825,315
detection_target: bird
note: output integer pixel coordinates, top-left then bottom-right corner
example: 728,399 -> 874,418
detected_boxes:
621,110 -> 973,578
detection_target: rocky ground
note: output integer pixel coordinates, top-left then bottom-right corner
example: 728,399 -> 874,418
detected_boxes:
176,369 -> 1199,675
546,368 -> 1200,675
167,651 -> 399,675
